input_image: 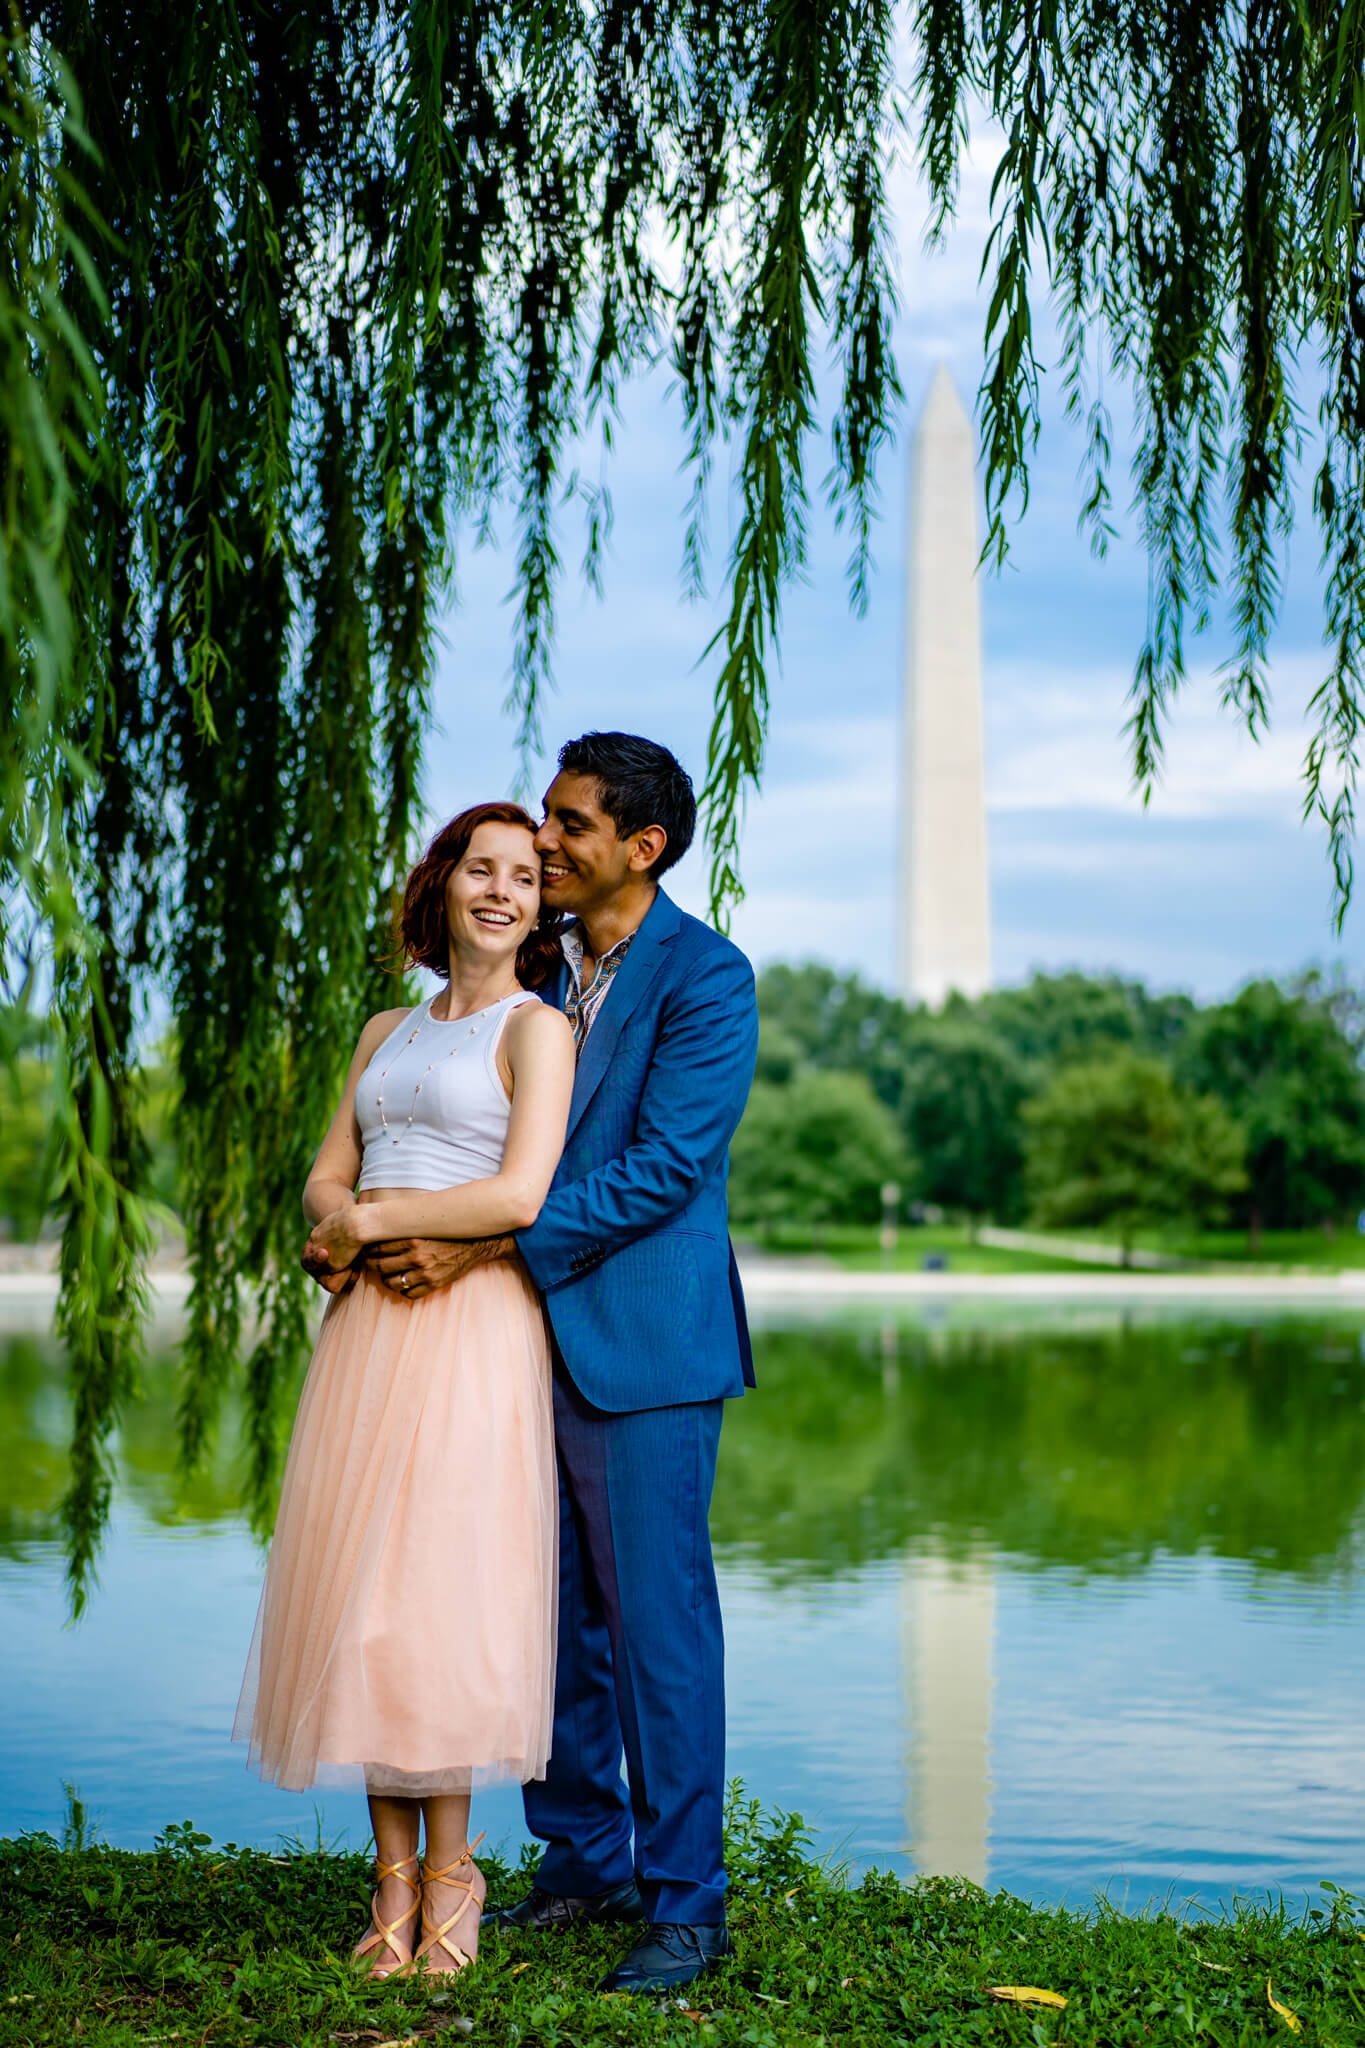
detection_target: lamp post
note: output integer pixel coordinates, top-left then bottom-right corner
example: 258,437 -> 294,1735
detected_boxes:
881,1181 -> 901,1269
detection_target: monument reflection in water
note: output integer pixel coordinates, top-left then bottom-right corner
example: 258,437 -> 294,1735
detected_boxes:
712,1311 -> 1365,1898
4,1306 -> 1365,1907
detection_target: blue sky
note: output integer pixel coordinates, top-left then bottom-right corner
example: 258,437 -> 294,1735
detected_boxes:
419,130 -> 1362,1004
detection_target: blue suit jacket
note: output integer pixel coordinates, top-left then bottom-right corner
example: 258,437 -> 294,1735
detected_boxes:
515,888 -> 758,1412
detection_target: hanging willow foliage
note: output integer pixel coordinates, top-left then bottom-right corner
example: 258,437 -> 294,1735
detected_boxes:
2,0 -> 1363,1600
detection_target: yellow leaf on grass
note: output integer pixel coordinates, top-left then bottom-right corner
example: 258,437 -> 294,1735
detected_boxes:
989,1986 -> 1068,2009
510,1961 -> 532,1975
1267,1979 -> 1302,2033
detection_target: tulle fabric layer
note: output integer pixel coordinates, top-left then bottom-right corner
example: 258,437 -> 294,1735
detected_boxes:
234,1261 -> 557,1795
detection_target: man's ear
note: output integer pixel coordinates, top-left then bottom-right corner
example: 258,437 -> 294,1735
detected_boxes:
629,824 -> 667,873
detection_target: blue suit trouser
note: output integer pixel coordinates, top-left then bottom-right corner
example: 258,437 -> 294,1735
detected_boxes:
522,1362 -> 727,1924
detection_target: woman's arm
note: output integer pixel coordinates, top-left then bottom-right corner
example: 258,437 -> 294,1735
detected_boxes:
309,1003 -> 575,1264
302,1006 -> 416,1226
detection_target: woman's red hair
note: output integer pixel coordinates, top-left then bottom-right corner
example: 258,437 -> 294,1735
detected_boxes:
398,802 -> 562,989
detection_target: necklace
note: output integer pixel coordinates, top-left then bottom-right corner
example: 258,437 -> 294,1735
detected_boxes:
374,994 -> 508,1144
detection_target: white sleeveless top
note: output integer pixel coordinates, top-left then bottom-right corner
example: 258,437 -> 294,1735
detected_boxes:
355,989 -> 541,1193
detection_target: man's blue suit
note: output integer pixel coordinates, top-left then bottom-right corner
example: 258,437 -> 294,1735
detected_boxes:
515,886 -> 758,1924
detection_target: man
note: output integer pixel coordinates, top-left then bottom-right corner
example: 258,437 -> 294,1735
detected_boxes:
369,731 -> 758,1995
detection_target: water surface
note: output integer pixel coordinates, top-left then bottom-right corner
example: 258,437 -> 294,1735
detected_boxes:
4,1303 -> 1363,1913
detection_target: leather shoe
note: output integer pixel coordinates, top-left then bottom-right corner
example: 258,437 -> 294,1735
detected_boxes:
598,1918 -> 732,1994
483,1877 -> 647,1933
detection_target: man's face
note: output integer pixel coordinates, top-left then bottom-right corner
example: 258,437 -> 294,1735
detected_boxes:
534,771 -> 640,918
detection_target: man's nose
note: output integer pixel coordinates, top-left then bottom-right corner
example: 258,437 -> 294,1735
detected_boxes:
533,822 -> 555,854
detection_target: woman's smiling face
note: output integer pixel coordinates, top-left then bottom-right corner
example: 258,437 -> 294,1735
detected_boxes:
442,820 -> 542,962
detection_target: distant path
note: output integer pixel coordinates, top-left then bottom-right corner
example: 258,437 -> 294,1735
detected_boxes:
976,1225 -> 1190,1269
972,1225 -> 1345,1276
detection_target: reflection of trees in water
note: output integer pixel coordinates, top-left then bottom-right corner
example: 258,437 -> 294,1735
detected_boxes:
0,1336 -> 267,1556
713,1317 -> 1365,1582
6,1315 -> 1364,1583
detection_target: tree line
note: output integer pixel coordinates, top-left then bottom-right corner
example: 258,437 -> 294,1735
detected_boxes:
729,966 -> 1365,1258
8,966 -> 1364,1265
7,965 -> 1365,1263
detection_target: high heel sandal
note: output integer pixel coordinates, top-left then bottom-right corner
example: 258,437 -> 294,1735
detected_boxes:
410,1833 -> 486,1974
353,1854 -> 421,1977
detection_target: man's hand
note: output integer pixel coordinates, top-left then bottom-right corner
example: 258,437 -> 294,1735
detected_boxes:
368,1234 -> 518,1300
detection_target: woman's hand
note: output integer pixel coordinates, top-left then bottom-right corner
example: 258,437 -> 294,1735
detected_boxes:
300,1234 -> 357,1295
307,1202 -> 373,1273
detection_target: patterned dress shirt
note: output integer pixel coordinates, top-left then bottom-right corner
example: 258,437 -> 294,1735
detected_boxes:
561,922 -> 638,1055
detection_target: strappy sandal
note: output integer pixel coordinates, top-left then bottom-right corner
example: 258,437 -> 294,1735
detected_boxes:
353,1854 -> 420,1977
410,1833 -> 486,1974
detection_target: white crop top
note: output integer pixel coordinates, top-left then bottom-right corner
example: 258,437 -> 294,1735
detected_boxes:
355,989 -> 542,1193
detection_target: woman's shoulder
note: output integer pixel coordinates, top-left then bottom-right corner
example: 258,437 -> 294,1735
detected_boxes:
503,995 -> 573,1053
355,1002 -> 423,1060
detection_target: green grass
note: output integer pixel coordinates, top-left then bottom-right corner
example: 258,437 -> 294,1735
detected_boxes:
4,1802 -> 1364,2046
1122,1225 -> 1365,1271
742,1223 -> 1365,1275
740,1225 -> 1100,1275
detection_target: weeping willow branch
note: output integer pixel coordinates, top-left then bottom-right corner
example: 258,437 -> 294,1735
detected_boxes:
4,0 -> 1365,1593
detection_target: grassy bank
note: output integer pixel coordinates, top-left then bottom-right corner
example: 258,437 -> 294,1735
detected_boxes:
744,1223 -> 1365,1275
1117,1225 -> 1365,1271
3,1803 -> 1362,2046
741,1226 -> 1096,1275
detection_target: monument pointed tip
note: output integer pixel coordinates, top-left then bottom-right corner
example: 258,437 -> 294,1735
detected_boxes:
917,362 -> 970,433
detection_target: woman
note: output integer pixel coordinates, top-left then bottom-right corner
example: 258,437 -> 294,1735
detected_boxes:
233,802 -> 575,1978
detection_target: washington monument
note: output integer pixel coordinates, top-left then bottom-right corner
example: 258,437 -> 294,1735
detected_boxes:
897,366 -> 991,1007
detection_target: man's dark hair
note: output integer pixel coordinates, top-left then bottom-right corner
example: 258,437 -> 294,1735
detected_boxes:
558,731 -> 696,878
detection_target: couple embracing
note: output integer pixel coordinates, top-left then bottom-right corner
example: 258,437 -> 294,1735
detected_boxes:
233,731 -> 758,1997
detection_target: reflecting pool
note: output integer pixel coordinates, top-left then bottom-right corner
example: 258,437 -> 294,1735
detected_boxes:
4,1301 -> 1364,1914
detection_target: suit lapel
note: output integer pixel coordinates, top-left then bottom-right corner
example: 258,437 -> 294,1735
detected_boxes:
565,889 -> 681,1141
539,956 -> 570,1015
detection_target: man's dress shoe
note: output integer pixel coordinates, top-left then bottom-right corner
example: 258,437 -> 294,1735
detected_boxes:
598,1918 -> 733,1994
483,1877 -> 647,1932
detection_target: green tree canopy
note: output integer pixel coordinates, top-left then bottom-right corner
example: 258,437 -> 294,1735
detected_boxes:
728,1068 -> 911,1234
974,973 -> 1197,1072
1022,1051 -> 1247,1261
755,964 -> 1206,1222
753,962 -> 1365,1235
753,964 -> 913,1104
5,1 -> 1365,1594
0,1053 -> 56,1245
1180,979 -> 1365,1240
899,1019 -> 1031,1220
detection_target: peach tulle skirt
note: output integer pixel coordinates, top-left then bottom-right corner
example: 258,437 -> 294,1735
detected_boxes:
233,1261 -> 557,1795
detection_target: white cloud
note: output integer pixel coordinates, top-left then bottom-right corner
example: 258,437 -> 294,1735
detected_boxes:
987,654 -> 1341,824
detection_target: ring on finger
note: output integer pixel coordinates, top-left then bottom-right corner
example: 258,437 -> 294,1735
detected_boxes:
399,1270 -> 411,1291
